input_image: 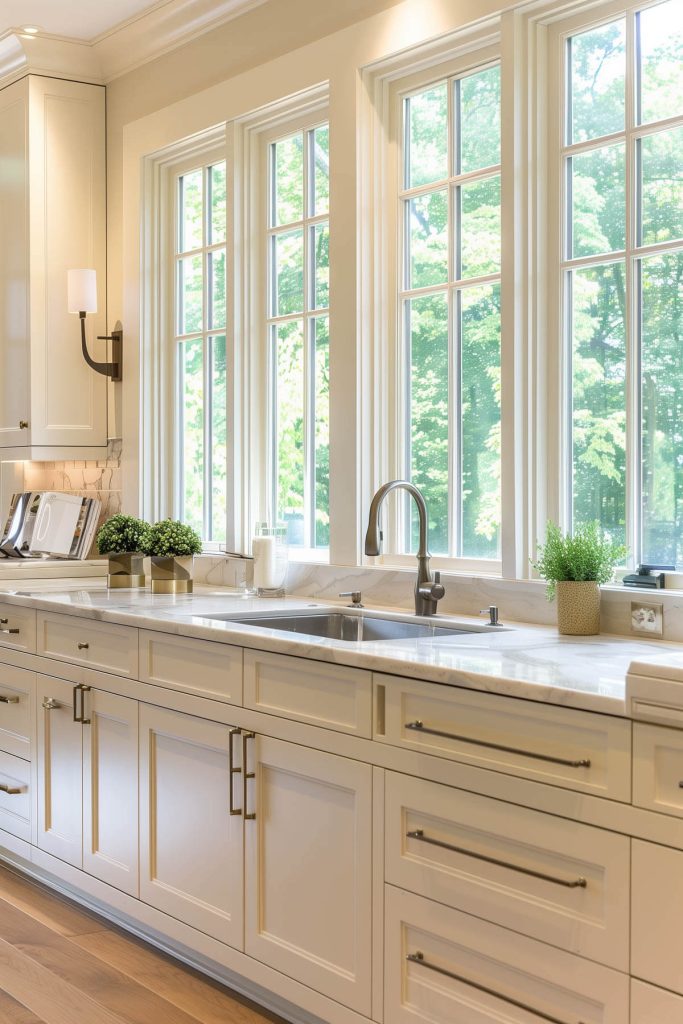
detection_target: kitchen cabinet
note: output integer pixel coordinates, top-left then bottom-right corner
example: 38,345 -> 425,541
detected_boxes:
0,75 -> 106,454
37,674 -> 138,894
139,706 -> 373,1015
244,734 -> 373,1014
139,704 -> 244,948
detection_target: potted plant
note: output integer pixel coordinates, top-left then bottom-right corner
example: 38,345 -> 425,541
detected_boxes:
96,514 -> 151,589
143,519 -> 202,594
531,521 -> 627,635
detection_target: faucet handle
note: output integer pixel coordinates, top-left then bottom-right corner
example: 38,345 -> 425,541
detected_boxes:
431,572 -> 445,600
339,591 -> 364,608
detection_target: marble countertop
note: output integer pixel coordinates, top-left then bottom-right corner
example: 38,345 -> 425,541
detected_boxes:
1,579 -> 683,715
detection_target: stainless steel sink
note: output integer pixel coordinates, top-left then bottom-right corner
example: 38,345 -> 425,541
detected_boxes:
201,611 -> 480,641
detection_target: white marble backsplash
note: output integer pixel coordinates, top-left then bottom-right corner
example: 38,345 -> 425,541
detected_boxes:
20,439 -> 122,557
194,554 -> 683,643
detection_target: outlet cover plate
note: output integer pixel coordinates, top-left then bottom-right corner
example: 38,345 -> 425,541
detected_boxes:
631,600 -> 663,637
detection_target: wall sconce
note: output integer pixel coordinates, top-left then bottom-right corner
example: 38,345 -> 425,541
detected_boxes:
67,269 -> 122,382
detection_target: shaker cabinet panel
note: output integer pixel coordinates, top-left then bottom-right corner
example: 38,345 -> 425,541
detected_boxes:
138,704 -> 244,949
83,688 -> 139,896
245,735 -> 373,1015
36,675 -> 83,867
631,839 -> 683,996
0,75 -> 107,453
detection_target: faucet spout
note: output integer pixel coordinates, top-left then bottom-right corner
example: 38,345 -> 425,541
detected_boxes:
364,480 -> 445,616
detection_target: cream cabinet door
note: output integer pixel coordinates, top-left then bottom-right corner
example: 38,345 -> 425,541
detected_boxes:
0,80 -> 30,448
139,704 -> 243,949
83,689 -> 138,897
244,735 -> 372,1016
36,675 -> 83,867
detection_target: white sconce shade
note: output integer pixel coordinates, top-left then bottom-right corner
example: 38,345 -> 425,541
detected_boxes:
67,269 -> 97,314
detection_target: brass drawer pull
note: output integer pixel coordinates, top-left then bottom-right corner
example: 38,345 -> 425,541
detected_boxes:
229,727 -> 242,816
406,952 -> 585,1024
42,697 -> 61,711
243,731 -> 256,820
407,829 -> 587,889
0,695 -> 20,704
0,629 -> 20,635
0,782 -> 24,795
405,720 -> 591,769
77,642 -> 89,650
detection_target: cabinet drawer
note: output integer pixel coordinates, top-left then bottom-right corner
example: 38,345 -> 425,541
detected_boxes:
631,980 -> 683,1023
376,675 -> 631,800
37,611 -> 137,677
385,886 -> 629,1024
0,750 -> 30,842
632,840 -> 683,996
0,602 -> 36,653
385,771 -> 629,970
633,722 -> 683,818
139,630 -> 242,704
0,664 -> 35,759
244,651 -> 371,736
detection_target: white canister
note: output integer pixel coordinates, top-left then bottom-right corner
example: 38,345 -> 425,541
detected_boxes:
252,535 -> 277,589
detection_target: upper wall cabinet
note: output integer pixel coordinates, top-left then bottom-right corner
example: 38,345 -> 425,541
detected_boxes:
0,75 -> 107,454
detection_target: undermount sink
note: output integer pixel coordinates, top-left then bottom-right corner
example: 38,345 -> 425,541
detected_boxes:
201,610 -> 484,642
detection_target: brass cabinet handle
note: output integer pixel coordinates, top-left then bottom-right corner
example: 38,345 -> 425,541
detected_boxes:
405,721 -> 591,769
406,829 -> 587,889
42,698 -> 61,711
243,732 -> 256,820
72,683 -> 91,724
229,727 -> 242,816
406,952 -> 585,1024
0,618 -> 20,634
0,629 -> 20,635
0,782 -> 24,795
18,420 -> 28,429
0,695 -> 19,704
77,642 -> 89,650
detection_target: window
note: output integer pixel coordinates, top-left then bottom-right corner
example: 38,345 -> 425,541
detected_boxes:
266,124 -> 330,550
174,158 -> 228,543
562,0 -> 683,563
396,64 -> 502,560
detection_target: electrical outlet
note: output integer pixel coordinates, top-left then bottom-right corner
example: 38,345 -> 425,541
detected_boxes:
631,601 -> 663,637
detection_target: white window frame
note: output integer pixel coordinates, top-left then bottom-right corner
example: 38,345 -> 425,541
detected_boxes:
141,126 -> 233,550
170,148 -> 229,547
263,117 -> 330,554
360,25 -> 507,576
234,85 -> 330,562
542,0 -> 683,567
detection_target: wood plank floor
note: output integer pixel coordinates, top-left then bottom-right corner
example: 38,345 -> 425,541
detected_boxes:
0,864 -> 286,1024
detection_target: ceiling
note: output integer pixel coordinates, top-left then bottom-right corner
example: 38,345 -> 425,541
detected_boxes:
2,0 -> 166,41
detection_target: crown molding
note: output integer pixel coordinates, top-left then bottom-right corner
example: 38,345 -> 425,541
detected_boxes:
0,31 -> 103,88
94,0 -> 267,81
0,0 -> 266,91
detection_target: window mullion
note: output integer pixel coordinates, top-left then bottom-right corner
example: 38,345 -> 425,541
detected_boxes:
625,9 -> 638,565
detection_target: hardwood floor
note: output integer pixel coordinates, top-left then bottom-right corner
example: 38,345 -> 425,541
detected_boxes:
0,864 -> 285,1024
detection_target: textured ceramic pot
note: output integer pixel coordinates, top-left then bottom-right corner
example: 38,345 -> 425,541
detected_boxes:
555,580 -> 601,635
107,552 -> 146,589
150,555 -> 194,594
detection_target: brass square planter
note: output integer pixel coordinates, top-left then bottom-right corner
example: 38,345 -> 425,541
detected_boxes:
107,552 -> 146,589
556,580 -> 601,635
150,555 -> 194,594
